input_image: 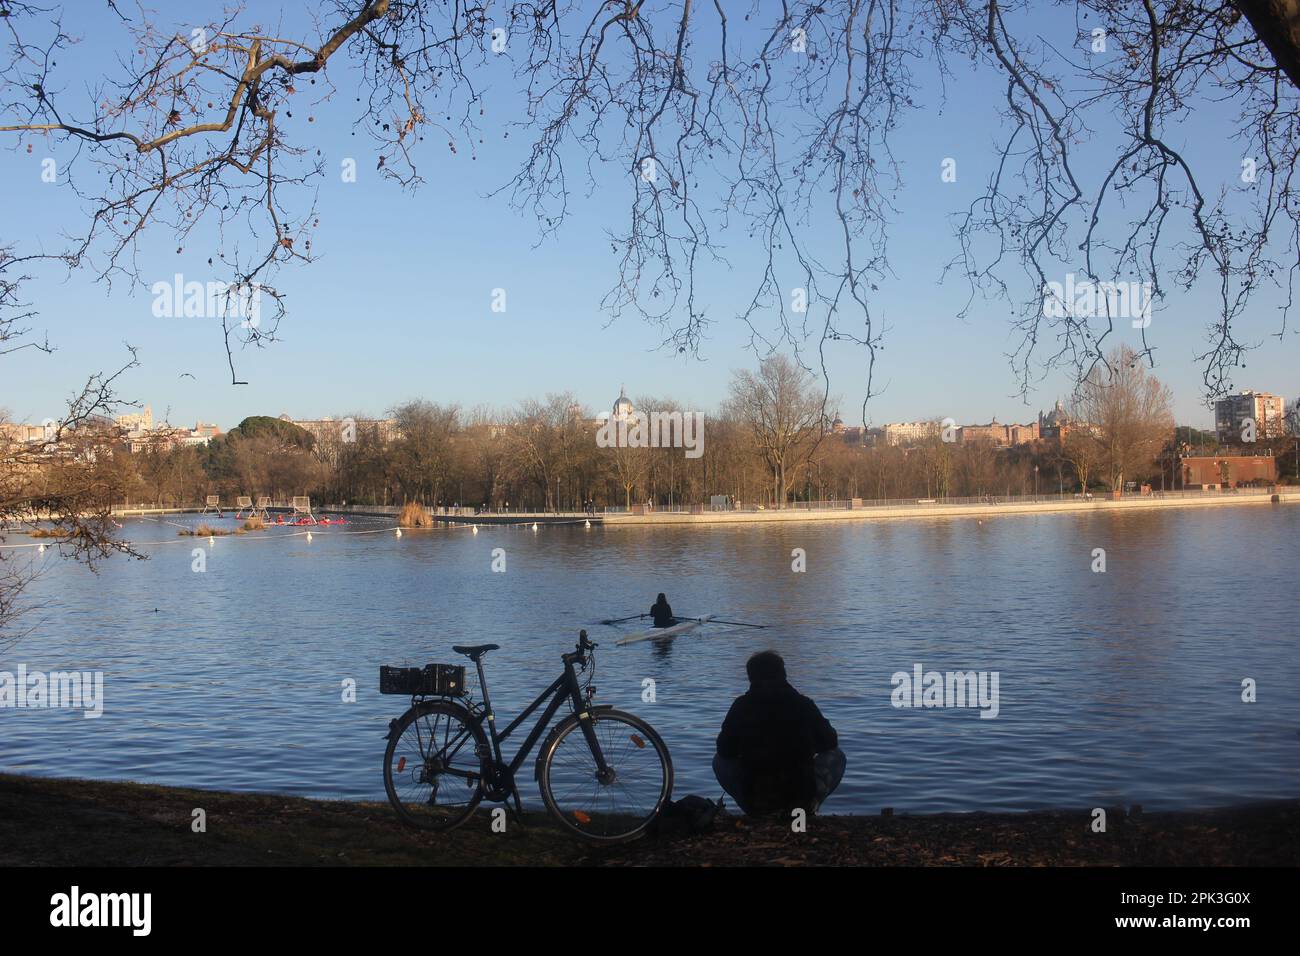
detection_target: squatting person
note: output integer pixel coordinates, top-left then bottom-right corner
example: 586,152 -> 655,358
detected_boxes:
712,650 -> 846,816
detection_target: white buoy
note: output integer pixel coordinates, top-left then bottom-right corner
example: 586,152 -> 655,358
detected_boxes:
306,531 -> 313,542
395,528 -> 402,538
38,543 -> 46,553
584,519 -> 591,529
532,522 -> 538,531
208,535 -> 215,546
472,525 -> 479,534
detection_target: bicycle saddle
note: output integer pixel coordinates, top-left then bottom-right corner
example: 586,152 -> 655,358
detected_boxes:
452,643 -> 499,660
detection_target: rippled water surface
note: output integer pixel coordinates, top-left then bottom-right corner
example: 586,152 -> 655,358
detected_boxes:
3,505 -> 1298,813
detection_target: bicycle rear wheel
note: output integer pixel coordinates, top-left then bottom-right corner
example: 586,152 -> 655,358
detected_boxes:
383,700 -> 486,831
538,708 -> 672,843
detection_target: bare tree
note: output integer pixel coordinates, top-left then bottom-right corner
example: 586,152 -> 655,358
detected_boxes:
0,356 -> 145,640
505,393 -> 587,511
606,437 -> 647,511
915,424 -> 956,498
136,442 -> 209,508
1061,428 -> 1099,493
1069,344 -> 1175,491
390,400 -> 459,504
459,407 -> 507,509
938,1 -> 1300,399
954,440 -> 1000,497
4,2 -> 1297,404
727,354 -> 826,508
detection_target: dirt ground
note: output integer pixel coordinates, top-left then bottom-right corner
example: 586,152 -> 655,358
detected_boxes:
2,773 -> 1296,866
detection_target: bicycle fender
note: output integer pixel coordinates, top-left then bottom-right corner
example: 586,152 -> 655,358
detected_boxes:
387,699 -> 476,739
533,705 -> 615,781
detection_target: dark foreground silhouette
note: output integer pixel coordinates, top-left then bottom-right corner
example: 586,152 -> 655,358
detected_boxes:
2,773 -> 1296,867
713,651 -> 846,816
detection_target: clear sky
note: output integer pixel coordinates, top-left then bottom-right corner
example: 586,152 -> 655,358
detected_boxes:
2,1 -> 1296,431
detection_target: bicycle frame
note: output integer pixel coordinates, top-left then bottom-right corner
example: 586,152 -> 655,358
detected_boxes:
410,645 -> 611,803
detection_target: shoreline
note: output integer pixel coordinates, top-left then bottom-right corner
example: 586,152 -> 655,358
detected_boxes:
601,490 -> 1297,525
100,489 -> 1299,527
2,773 -> 1296,866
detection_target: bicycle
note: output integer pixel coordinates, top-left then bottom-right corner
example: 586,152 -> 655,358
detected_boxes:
381,630 -> 673,843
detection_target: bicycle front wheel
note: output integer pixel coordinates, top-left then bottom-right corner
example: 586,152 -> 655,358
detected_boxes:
538,708 -> 673,843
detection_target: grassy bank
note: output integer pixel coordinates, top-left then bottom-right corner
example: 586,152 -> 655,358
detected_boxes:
2,774 -> 1296,866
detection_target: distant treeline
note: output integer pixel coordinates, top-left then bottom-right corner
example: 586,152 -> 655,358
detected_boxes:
112,350 -> 1292,510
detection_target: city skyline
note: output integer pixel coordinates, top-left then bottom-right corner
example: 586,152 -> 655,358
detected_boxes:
7,383 -> 1288,460
10,377 -> 1292,439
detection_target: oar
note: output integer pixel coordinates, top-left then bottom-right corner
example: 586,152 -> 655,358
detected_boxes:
598,613 -> 647,625
702,618 -> 768,628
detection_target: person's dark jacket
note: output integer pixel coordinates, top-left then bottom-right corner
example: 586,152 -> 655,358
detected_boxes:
650,598 -> 674,628
716,678 -> 837,811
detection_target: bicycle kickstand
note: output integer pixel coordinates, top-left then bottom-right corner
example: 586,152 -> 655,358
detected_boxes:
506,786 -> 526,829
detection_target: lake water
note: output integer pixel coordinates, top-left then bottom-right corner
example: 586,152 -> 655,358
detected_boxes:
3,505 -> 1298,814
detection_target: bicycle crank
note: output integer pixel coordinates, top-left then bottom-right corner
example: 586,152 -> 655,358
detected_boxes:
479,760 -> 516,802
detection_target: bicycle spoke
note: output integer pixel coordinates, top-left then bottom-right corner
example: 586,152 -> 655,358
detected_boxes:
542,712 -> 670,841
384,703 -> 484,831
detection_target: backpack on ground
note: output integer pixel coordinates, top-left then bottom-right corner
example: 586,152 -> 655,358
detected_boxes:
651,795 -> 725,839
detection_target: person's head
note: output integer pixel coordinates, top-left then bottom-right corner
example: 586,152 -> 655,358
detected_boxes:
746,650 -> 786,685
655,592 -> 667,605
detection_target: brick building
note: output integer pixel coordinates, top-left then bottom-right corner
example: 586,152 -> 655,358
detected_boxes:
1179,454 -> 1276,489
959,419 -> 1040,446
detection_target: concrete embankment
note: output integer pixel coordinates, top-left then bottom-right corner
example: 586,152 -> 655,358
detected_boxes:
600,490 -> 1297,526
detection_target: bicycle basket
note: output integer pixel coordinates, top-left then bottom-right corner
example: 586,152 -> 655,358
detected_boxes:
379,663 -> 467,697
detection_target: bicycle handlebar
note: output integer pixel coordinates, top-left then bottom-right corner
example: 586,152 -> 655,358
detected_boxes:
558,630 -> 589,664
562,630 -> 597,668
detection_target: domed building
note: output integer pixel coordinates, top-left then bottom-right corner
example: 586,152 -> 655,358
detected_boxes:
612,386 -> 636,423
1038,400 -> 1070,441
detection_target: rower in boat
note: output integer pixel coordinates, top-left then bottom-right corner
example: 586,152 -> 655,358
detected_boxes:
650,593 -> 675,629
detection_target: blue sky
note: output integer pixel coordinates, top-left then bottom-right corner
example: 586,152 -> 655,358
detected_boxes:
2,1 -> 1296,431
